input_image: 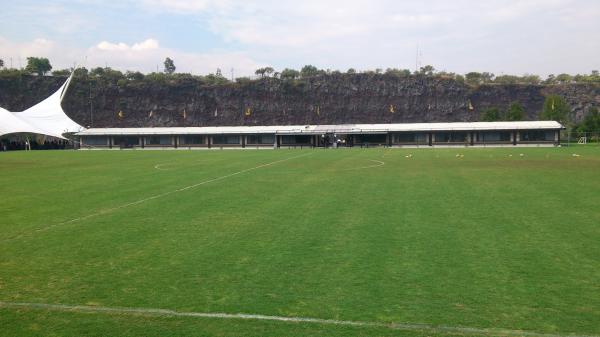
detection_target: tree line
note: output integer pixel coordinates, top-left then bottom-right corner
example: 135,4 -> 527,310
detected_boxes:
1,57 -> 599,86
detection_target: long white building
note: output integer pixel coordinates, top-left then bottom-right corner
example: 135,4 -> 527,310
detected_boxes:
76,121 -> 564,149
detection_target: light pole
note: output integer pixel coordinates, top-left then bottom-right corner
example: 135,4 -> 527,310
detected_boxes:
89,82 -> 93,128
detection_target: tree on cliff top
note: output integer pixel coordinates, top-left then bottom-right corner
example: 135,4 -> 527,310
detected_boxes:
0,59 -> 4,68
465,72 -> 494,86
25,57 -> 52,76
280,68 -> 300,80
51,69 -> 71,76
73,67 -> 89,78
555,73 -> 572,84
255,67 -> 274,78
418,65 -> 436,76
126,70 -> 145,81
300,65 -> 320,78
386,68 -> 411,77
164,57 -> 176,74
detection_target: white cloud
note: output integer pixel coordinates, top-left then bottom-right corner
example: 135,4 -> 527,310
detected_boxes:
96,39 -> 159,52
133,0 -> 600,75
132,39 -> 160,51
96,41 -> 130,52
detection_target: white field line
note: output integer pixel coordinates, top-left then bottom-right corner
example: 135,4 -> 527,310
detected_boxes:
154,160 -> 204,171
154,163 -> 172,171
343,159 -> 385,171
3,152 -> 312,242
0,301 -> 596,337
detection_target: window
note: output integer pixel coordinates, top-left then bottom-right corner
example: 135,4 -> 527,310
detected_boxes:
84,136 -> 108,146
520,131 -> 554,142
394,133 -> 427,143
180,135 -> 205,145
435,132 -> 467,143
247,134 -> 275,144
212,135 -> 240,144
146,136 -> 172,145
478,132 -> 511,142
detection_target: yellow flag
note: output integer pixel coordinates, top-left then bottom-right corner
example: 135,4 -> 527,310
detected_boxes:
316,105 -> 320,116
183,108 -> 187,119
389,104 -> 395,113
468,100 -> 474,110
118,110 -> 124,118
245,107 -> 252,116
148,110 -> 153,118
551,99 -> 555,111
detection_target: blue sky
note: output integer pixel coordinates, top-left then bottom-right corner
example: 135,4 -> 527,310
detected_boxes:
0,0 -> 599,77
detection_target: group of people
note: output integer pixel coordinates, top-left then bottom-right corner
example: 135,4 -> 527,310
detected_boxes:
0,139 -> 71,151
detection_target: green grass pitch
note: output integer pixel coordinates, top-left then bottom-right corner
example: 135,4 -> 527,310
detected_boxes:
1,147 -> 599,337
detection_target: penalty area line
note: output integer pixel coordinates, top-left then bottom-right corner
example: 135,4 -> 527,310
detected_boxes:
2,152 -> 313,243
154,159 -> 205,171
0,301 -> 596,337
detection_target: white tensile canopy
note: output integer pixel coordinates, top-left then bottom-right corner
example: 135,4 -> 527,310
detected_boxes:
0,107 -> 46,136
0,71 -> 84,139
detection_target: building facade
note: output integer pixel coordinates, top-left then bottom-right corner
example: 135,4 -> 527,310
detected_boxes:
76,121 -> 563,149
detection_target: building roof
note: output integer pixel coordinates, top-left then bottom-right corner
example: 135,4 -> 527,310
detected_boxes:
76,121 -> 564,136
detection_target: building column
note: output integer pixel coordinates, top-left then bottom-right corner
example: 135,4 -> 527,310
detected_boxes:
428,133 -> 433,146
387,133 -> 392,147
242,135 -> 246,148
141,137 -> 145,149
208,136 -> 212,149
512,132 -> 517,145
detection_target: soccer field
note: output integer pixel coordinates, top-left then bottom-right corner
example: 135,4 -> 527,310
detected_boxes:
1,147 -> 599,337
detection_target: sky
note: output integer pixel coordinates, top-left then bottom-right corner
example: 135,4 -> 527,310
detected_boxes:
0,0 -> 598,77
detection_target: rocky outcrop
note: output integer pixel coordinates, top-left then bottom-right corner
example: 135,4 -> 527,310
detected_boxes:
1,73 -> 598,127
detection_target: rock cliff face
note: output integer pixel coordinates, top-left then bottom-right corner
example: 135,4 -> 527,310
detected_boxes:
1,74 -> 598,127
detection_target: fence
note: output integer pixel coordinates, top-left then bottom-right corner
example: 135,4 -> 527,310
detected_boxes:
561,131 -> 600,146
